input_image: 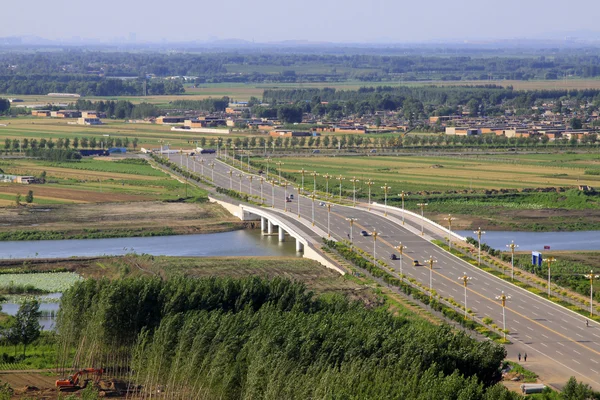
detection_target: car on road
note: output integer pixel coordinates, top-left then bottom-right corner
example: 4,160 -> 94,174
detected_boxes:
319,201 -> 325,206
390,254 -> 398,260
289,194 -> 294,200
360,230 -> 369,236
312,149 -> 320,154
285,197 -> 292,202
413,260 -> 419,266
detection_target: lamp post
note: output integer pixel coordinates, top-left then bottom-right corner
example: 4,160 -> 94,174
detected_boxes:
209,162 -> 215,181
366,179 -> 374,210
311,171 -> 319,193
260,177 -> 264,204
395,243 -> 406,277
506,241 -> 519,281
326,203 -> 333,238
186,153 -> 190,170
337,175 -> 345,201
276,161 -> 284,184
417,203 -> 428,236
299,168 -> 307,194
247,175 -> 253,197
282,182 -> 290,211
546,257 -> 556,298
237,173 -> 244,192
247,143 -> 251,172
381,183 -> 391,216
193,156 -> 197,173
310,192 -> 317,226
459,273 -> 472,319
269,179 -> 275,208
199,158 -> 205,176
427,256 -> 437,298
180,149 -> 183,164
473,227 -> 485,265
371,229 -> 379,262
265,157 -> 272,179
350,177 -> 360,206
297,186 -> 301,218
228,169 -> 233,189
584,270 -> 600,317
399,191 -> 408,225
495,291 -> 511,340
323,173 -> 332,198
444,214 -> 456,250
346,217 -> 357,248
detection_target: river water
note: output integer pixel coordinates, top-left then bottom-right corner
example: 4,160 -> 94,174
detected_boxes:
457,230 -> 600,252
0,229 -> 300,259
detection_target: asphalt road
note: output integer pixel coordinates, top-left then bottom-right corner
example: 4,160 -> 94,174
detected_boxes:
169,152 -> 600,391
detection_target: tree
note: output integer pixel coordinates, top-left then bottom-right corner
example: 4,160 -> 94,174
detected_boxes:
9,299 -> 41,356
25,190 -> 33,204
561,377 -> 593,400
72,137 -> 79,149
132,138 -> 138,150
14,193 -> 21,207
570,118 -> 583,130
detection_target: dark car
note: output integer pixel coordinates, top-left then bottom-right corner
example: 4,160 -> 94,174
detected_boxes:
390,254 -> 398,260
360,230 -> 369,236
289,194 -> 294,200
413,260 -> 419,266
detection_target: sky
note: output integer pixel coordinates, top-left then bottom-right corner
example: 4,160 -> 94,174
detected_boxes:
2,0 -> 600,44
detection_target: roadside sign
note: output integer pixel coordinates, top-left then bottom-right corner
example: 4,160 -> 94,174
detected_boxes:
532,251 -> 543,266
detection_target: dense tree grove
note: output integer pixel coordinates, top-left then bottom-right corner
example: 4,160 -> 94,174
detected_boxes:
56,276 -> 514,399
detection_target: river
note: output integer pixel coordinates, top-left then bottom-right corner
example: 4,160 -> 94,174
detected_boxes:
0,229 -> 300,259
456,230 -> 600,252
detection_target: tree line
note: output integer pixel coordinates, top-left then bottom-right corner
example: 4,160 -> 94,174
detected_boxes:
56,276 -> 517,399
3,136 -> 139,153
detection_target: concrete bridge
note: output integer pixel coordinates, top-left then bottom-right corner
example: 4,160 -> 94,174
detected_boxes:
209,196 -> 345,275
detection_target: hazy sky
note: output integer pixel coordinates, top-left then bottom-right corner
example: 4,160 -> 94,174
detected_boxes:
2,0 -> 600,43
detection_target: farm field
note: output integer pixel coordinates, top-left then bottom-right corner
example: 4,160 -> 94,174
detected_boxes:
271,152 -> 600,231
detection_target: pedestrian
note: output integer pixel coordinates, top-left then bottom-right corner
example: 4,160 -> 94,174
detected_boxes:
586,319 -> 589,327
524,353 -> 527,362
347,233 -> 350,239
518,353 -> 521,362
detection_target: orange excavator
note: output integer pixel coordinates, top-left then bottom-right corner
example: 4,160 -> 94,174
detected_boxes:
56,368 -> 104,391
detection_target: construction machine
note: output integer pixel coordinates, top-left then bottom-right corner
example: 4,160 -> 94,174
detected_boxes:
56,368 -> 104,391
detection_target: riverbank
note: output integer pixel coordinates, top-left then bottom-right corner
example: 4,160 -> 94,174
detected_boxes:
0,201 -> 245,241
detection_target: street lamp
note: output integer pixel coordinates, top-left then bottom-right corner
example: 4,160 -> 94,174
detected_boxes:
473,227 -> 485,265
323,173 -> 332,198
269,179 -> 276,208
186,153 -> 190,170
381,183 -> 391,216
337,175 -> 345,201
426,256 -> 437,298
299,168 -> 307,194
209,162 -> 215,181
247,143 -> 251,172
346,217 -> 357,248
371,229 -> 379,262
326,203 -> 333,238
295,186 -> 301,218
310,192 -> 317,226
395,243 -> 406,277
584,270 -> 600,317
260,177 -> 264,204
282,181 -> 290,211
199,158 -> 205,176
399,191 -> 408,225
265,157 -> 272,179
458,273 -> 472,319
546,257 -> 556,298
193,155 -> 197,173
417,203 -> 428,236
444,214 -> 456,250
495,291 -> 511,340
350,177 -> 360,206
311,171 -> 319,193
247,175 -> 253,197
506,240 -> 519,281
237,173 -> 244,192
276,161 -> 284,184
366,179 -> 374,210
180,149 -> 183,164
228,169 -> 233,189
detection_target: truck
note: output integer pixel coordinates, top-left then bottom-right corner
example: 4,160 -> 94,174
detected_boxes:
196,147 -> 216,154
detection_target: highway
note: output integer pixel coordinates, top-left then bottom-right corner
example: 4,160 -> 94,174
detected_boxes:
167,152 -> 600,390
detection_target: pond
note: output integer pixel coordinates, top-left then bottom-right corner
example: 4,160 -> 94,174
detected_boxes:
1,293 -> 61,331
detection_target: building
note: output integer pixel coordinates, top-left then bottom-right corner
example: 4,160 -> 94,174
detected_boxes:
51,110 -> 81,118
0,174 -> 35,184
77,117 -> 102,125
81,111 -> 106,119
31,110 -> 51,117
269,130 -> 319,137
156,116 -> 187,125
445,127 -> 481,136
108,147 -> 127,154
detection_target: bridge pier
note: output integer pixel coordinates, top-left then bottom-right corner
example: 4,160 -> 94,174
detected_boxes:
296,239 -> 304,252
260,217 -> 266,232
278,227 -> 285,242
267,220 -> 274,235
